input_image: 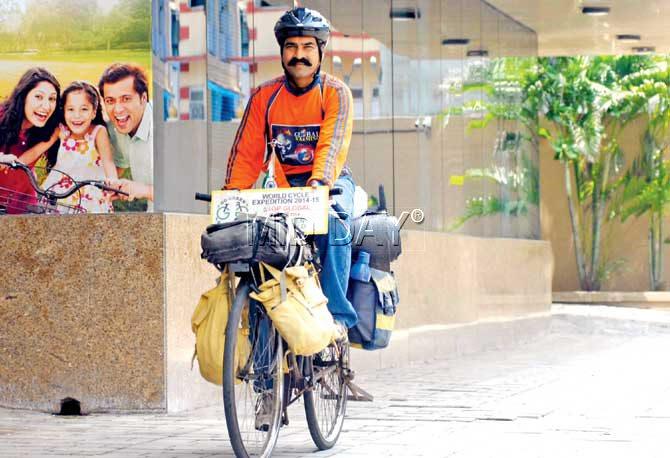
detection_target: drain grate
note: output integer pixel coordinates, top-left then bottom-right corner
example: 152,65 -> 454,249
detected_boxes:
56,397 -> 82,416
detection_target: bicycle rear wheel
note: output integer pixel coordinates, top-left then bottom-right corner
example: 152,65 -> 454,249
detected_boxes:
223,279 -> 284,458
303,340 -> 349,450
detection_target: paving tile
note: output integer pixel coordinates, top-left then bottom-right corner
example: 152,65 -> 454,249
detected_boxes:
1,307 -> 669,457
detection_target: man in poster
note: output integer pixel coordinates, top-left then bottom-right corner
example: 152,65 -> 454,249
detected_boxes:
100,63 -> 154,210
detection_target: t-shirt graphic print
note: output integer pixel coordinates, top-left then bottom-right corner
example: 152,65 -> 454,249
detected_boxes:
271,124 -> 321,166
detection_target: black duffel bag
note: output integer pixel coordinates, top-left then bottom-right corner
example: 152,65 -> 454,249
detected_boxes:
201,213 -> 302,269
351,211 -> 402,272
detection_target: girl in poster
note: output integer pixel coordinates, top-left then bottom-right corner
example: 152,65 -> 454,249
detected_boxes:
41,81 -> 118,213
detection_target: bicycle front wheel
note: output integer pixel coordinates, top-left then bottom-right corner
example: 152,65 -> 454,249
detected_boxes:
223,279 -> 284,458
303,340 -> 349,450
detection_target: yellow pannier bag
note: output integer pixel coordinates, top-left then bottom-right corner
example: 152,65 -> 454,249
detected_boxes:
191,271 -> 250,385
250,262 -> 336,356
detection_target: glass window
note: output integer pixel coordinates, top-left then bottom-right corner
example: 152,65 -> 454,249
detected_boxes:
218,1 -> 233,60
190,87 -> 206,120
207,0 -> 217,56
152,0 -> 163,57
170,11 -> 179,57
208,81 -> 238,122
240,11 -> 250,57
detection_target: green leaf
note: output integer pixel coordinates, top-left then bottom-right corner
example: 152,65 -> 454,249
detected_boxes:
467,112 -> 495,131
537,127 -> 551,139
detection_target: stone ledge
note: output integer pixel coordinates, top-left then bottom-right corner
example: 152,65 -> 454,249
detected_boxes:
552,304 -> 670,325
0,213 -> 552,413
553,291 -> 670,307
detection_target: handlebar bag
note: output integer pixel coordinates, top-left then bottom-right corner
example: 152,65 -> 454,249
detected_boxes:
250,262 -> 337,356
201,213 -> 302,269
191,270 -> 251,385
346,268 -> 399,350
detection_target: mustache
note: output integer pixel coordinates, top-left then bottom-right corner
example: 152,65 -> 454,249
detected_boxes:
288,57 -> 312,67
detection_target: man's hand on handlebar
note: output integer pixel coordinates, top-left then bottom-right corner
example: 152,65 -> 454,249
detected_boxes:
105,178 -> 153,202
307,179 -> 344,198
307,179 -> 325,189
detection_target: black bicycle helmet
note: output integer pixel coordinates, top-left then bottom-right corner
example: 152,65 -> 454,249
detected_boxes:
274,7 -> 330,48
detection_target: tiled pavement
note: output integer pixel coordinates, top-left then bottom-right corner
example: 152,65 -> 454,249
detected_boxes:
1,305 -> 669,457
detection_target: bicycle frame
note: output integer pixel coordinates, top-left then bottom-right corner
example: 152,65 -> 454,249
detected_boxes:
197,178 -> 370,456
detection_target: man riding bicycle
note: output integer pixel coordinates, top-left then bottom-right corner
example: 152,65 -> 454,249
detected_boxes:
224,7 -> 358,336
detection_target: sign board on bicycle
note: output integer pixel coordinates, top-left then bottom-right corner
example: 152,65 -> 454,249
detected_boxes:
210,186 -> 329,235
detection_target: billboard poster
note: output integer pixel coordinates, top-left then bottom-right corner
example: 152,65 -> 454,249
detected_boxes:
0,0 -> 152,215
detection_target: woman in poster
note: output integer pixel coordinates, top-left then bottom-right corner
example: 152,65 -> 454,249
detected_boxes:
0,68 -> 61,214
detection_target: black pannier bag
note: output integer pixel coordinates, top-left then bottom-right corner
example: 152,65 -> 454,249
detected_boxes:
350,211 -> 402,272
347,268 -> 399,350
200,213 -> 302,269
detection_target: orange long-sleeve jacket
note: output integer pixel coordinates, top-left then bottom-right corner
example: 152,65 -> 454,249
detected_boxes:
224,73 -> 353,189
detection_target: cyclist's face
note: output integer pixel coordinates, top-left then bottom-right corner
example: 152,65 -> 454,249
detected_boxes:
64,91 -> 96,137
102,76 -> 147,136
23,81 -> 57,128
282,36 -> 320,85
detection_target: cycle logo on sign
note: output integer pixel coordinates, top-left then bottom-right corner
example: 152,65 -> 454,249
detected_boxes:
210,187 -> 329,234
214,196 -> 249,221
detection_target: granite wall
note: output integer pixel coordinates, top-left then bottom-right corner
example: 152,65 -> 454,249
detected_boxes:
0,214 -> 166,413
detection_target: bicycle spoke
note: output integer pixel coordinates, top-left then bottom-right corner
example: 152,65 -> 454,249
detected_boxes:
304,342 -> 348,450
224,281 -> 283,458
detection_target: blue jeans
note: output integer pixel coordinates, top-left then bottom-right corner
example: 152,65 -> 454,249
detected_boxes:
287,174 -> 359,328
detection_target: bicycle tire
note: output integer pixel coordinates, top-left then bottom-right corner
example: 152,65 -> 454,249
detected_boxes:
303,340 -> 349,450
223,278 -> 284,458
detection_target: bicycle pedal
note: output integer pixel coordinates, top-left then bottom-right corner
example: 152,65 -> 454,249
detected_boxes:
344,368 -> 355,381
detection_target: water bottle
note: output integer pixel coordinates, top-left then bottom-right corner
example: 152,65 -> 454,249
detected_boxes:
350,250 -> 372,282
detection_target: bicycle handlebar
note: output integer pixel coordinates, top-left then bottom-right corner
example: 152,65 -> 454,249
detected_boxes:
0,159 -> 129,199
196,187 -> 348,222
195,187 -> 343,203
195,192 -> 212,202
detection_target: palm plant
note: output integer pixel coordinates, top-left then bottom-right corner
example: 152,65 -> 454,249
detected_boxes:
611,60 -> 670,289
615,134 -> 670,290
453,55 -> 663,290
529,56 -> 658,290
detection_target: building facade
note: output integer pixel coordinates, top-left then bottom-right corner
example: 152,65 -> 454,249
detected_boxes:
153,0 -> 540,240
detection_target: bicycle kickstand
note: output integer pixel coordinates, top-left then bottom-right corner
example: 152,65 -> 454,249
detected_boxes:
343,369 -> 374,402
